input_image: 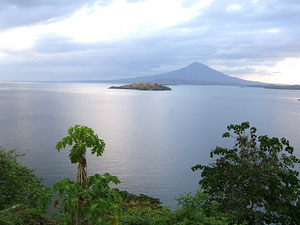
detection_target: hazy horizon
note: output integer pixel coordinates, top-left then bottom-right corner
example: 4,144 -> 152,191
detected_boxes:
0,61 -> 269,84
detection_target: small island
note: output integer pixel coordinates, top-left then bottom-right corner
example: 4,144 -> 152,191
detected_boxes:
109,82 -> 171,91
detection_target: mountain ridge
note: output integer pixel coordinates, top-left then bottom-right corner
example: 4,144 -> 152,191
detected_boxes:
96,62 -> 264,86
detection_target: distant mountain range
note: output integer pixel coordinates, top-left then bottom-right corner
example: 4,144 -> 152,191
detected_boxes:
99,62 -> 264,86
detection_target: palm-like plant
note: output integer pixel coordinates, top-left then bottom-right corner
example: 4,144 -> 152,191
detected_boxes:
56,125 -> 105,225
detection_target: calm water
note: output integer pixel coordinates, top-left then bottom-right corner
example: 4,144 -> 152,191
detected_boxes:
0,82 -> 300,209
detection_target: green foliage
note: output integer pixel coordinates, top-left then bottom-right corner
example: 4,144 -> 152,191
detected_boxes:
172,190 -> 232,225
116,189 -> 173,225
117,189 -> 162,206
118,206 -> 173,225
54,125 -> 120,225
0,147 -> 50,211
56,125 -> 105,164
0,204 -> 55,225
192,122 -> 300,224
52,173 -> 121,225
116,189 -> 231,225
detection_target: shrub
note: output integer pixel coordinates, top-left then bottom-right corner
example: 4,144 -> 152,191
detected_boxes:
172,190 -> 232,225
0,147 -> 48,210
192,122 -> 300,224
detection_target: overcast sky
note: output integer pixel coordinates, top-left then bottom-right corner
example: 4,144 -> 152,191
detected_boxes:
0,0 -> 299,84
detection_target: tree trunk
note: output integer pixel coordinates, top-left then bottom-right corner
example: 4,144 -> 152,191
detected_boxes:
77,155 -> 87,188
76,154 -> 87,225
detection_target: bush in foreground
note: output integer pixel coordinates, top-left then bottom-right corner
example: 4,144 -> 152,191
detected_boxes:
192,122 -> 300,224
0,147 -> 52,225
0,147 -> 49,211
172,190 -> 232,225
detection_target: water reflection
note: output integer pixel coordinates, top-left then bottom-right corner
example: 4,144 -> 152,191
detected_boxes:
0,82 -> 300,209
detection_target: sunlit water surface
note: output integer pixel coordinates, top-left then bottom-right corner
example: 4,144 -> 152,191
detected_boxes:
0,82 -> 300,209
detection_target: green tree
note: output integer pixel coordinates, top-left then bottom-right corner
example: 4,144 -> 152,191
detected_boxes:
0,147 -> 47,210
192,122 -> 300,224
56,125 -> 105,190
55,125 -> 120,225
53,173 -> 121,225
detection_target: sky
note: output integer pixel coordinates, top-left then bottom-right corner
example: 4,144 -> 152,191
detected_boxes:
0,0 -> 299,84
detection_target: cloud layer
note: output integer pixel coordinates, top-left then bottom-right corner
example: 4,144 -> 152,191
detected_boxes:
0,0 -> 299,84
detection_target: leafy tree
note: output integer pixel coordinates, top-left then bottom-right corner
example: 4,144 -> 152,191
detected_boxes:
53,173 -> 121,225
55,125 -> 120,225
0,147 -> 48,211
56,125 -> 105,189
192,122 -> 300,224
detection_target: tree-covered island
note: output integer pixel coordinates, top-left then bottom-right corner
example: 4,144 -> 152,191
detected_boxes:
109,82 -> 171,91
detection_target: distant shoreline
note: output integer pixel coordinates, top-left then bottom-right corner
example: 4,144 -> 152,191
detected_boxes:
1,81 -> 300,91
262,85 -> 300,90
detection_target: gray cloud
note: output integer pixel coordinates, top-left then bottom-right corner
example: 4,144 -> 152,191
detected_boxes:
0,0 -> 299,81
0,0 -> 99,30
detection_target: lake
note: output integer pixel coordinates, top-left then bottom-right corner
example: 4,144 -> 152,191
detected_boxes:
0,82 -> 300,209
